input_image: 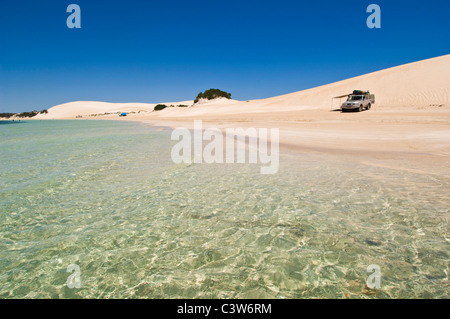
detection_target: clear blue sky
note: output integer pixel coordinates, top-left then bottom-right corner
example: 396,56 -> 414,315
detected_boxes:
1,0 -> 449,113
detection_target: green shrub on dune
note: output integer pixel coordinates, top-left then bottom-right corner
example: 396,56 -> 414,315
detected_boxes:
1,109 -> 48,118
16,111 -> 39,118
0,113 -> 15,118
154,104 -> 168,111
194,89 -> 231,104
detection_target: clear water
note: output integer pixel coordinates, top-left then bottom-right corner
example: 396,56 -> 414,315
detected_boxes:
0,120 -> 448,299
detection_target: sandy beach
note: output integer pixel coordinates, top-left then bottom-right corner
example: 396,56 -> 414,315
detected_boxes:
33,55 -> 450,177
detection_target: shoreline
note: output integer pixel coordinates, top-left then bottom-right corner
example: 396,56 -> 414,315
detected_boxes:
29,105 -> 450,178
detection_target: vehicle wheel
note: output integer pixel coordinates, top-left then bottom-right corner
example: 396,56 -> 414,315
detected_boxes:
367,103 -> 371,110
358,106 -> 363,112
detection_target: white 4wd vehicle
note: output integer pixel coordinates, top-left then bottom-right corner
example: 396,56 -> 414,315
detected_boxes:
341,90 -> 375,112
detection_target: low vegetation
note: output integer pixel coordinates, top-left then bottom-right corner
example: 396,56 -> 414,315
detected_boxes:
0,109 -> 48,119
154,104 -> 188,111
194,89 -> 231,104
0,113 -> 16,118
16,111 -> 39,118
154,104 -> 168,111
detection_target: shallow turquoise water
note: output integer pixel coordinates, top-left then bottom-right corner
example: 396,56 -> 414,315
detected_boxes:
0,120 -> 448,298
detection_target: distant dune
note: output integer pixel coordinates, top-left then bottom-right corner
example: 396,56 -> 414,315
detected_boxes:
36,54 -> 450,119
33,101 -> 192,119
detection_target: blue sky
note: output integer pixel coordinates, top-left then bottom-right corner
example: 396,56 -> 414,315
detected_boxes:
0,0 -> 449,112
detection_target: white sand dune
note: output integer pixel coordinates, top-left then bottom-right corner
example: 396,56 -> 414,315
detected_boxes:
36,54 -> 449,120
259,54 -> 450,109
34,101 -> 153,119
33,100 -> 193,119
